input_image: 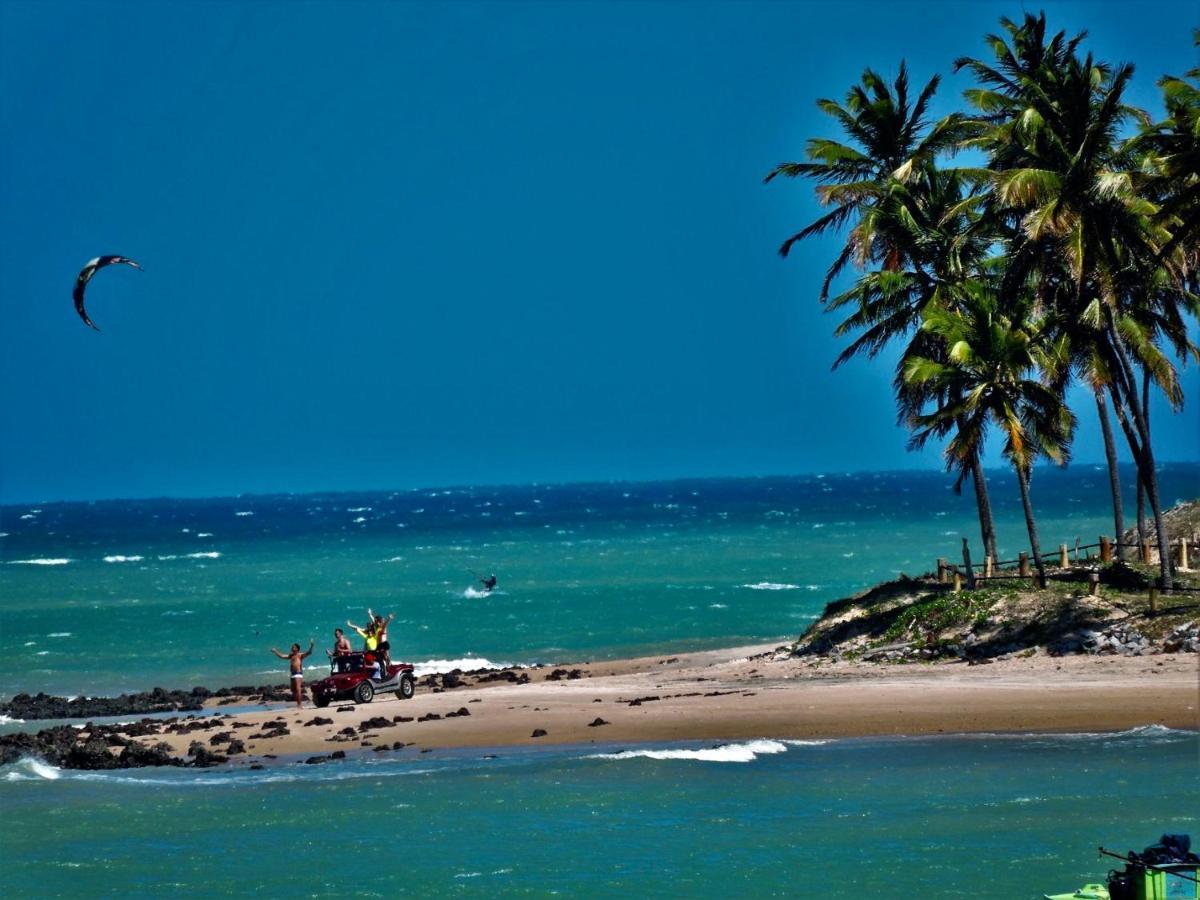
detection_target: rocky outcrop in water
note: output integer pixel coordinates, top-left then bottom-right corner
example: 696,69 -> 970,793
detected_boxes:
0,683 -> 294,721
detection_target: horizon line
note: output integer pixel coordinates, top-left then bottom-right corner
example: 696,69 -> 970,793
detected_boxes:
3,459 -> 1196,510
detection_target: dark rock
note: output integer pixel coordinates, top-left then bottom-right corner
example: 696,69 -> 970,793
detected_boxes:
337,727 -> 356,736
337,706 -> 355,712
417,713 -> 441,722
304,717 -> 334,727
358,717 -> 392,732
587,718 -> 609,727
226,739 -> 246,755
330,750 -> 346,759
209,732 -> 233,746
305,755 -> 329,765
531,728 -> 547,738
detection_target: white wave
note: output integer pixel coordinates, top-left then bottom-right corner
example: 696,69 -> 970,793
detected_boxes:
0,714 -> 25,725
2,758 -> 61,781
19,514 -> 36,520
7,558 -> 71,566
709,603 -> 728,609
161,610 -> 194,616
48,632 -> 71,637
157,554 -> 178,560
23,641 -> 35,647
36,651 -> 49,656
591,739 -> 795,763
352,517 -> 367,524
0,532 -> 9,538
740,582 -> 801,591
103,555 -> 144,563
234,511 -> 254,517
841,552 -> 855,558
412,657 -> 512,676
197,532 -> 213,538
185,552 -> 221,559
382,556 -> 405,563
454,873 -> 482,879
462,586 -> 497,599
347,507 -> 372,513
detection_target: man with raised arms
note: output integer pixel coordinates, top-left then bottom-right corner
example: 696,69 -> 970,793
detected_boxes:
271,640 -> 315,708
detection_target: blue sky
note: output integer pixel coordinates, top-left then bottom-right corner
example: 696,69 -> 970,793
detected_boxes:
1,0 -> 1196,503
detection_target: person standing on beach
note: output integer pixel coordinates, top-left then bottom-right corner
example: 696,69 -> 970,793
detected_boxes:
271,640 -> 314,708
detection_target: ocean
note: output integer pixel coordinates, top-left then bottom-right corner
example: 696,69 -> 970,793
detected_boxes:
2,728 -> 1196,896
1,464 -> 1196,696
2,465 -> 1198,897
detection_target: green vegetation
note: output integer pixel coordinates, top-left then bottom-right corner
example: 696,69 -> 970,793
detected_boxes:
880,590 -> 997,645
768,13 -> 1199,589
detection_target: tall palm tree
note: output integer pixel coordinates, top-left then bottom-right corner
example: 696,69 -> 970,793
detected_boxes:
766,66 -> 1000,559
955,12 -> 1188,586
904,290 -> 1075,583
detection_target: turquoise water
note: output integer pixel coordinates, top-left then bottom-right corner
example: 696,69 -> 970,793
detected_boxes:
3,468 -> 1198,897
2,727 -> 1196,897
1,465 -> 1197,696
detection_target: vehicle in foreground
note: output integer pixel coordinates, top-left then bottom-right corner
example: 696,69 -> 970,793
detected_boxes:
1045,834 -> 1199,900
310,652 -> 415,707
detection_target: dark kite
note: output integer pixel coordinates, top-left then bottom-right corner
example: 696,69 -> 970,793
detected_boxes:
73,256 -> 142,331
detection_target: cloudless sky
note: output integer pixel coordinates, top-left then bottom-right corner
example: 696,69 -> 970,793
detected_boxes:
1,0 -> 1196,503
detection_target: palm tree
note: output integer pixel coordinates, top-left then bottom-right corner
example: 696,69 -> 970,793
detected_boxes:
955,12 -> 1189,586
904,289 -> 1075,584
765,66 -> 1000,559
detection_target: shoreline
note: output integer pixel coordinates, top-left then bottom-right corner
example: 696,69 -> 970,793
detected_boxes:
4,642 -> 1195,769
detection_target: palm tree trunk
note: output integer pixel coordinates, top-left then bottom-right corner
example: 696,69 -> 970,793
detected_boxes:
970,459 -> 999,563
1093,387 -> 1125,558
1105,374 -> 1173,589
1103,318 -> 1172,588
1136,369 -> 1150,548
1014,464 -> 1046,584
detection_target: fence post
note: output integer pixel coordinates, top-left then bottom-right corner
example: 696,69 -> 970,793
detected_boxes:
1140,540 -> 1152,564
1179,539 -> 1190,571
937,558 -> 948,584
952,570 -> 962,593
1088,571 -> 1100,597
984,555 -> 994,579
961,538 -> 976,590
1018,552 -> 1030,577
1099,536 -> 1113,562
1059,544 -> 1069,568
1149,586 -> 1159,616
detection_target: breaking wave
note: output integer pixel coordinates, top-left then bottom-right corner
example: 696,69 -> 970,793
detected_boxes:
103,555 -> 144,563
6,558 -> 71,566
412,657 -> 512,676
589,739 -> 827,764
740,582 -> 801,591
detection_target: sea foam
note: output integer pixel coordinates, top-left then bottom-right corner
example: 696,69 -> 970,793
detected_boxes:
6,558 -> 71,566
740,582 -> 801,591
103,555 -> 144,563
590,739 -> 809,763
412,657 -> 512,676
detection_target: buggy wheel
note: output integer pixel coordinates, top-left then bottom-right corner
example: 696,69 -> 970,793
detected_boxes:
313,692 -> 330,708
398,672 -> 415,700
354,680 -> 375,704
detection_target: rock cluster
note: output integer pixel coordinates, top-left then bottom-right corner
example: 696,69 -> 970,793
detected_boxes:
0,717 -> 250,770
0,683 -> 295,721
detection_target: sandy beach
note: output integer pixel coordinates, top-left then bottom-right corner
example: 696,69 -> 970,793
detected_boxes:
128,646 -> 1200,763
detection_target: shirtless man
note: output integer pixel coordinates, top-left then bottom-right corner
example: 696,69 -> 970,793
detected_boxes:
271,640 -> 314,708
326,628 -> 353,659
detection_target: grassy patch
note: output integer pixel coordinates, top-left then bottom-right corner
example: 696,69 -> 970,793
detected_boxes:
879,590 -> 998,647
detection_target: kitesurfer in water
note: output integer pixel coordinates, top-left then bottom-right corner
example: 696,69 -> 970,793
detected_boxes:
271,640 -> 314,708
480,574 -> 497,593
